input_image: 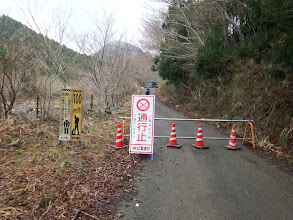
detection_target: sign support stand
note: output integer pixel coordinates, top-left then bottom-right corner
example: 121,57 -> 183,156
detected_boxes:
129,153 -> 154,160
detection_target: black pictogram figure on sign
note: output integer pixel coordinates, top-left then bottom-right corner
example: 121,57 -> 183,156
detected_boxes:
64,120 -> 70,134
72,115 -> 80,135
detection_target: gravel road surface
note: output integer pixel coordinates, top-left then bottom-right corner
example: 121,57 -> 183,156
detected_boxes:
118,92 -> 293,220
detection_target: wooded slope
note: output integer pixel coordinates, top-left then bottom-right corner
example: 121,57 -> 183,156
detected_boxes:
151,0 -> 292,157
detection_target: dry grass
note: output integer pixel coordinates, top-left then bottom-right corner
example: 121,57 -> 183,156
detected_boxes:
0,105 -> 145,219
157,81 -> 293,168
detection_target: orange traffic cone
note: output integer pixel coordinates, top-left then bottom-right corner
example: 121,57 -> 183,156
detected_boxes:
111,123 -> 128,149
225,124 -> 241,150
191,124 -> 209,149
166,123 -> 181,148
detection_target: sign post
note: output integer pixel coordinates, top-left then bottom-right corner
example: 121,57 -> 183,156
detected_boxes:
129,95 -> 155,160
59,89 -> 73,143
70,90 -> 83,145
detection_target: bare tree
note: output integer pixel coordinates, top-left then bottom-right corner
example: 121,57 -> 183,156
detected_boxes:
76,13 -> 136,109
0,32 -> 34,119
146,0 -> 211,60
18,0 -> 76,118
140,5 -> 166,56
143,0 -> 249,71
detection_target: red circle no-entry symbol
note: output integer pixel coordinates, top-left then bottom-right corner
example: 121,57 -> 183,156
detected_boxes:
137,99 -> 150,111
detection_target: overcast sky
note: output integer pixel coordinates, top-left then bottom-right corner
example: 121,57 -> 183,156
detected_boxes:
0,0 -> 163,50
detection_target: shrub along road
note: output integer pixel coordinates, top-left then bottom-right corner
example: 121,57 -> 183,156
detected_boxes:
118,93 -> 293,219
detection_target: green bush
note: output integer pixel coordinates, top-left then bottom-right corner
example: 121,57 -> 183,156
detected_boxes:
194,25 -> 231,80
153,54 -> 188,84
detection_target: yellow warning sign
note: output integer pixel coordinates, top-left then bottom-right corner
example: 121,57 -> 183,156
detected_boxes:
59,89 -> 73,141
71,90 -> 83,141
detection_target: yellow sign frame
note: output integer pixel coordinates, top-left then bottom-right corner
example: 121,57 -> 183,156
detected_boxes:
70,90 -> 83,141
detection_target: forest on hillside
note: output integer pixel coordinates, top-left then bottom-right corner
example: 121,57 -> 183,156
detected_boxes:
142,0 -> 292,156
0,15 -> 155,119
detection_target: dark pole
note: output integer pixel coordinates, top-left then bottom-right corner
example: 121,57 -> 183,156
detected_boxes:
90,94 -> 93,110
36,95 -> 39,118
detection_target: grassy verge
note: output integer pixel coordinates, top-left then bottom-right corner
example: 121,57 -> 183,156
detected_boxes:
0,102 -> 145,219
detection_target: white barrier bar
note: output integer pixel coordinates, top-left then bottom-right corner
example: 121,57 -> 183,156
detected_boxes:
119,117 -> 253,122
123,135 -> 252,140
155,118 -> 253,122
120,117 -> 131,119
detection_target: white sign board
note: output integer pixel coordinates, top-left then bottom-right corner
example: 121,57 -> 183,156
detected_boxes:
130,95 -> 155,154
59,89 -> 73,141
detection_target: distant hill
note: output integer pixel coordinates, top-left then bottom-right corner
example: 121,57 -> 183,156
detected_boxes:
0,16 -> 84,57
0,15 -> 77,55
0,15 -> 88,81
0,15 -> 146,69
0,15 -> 23,42
96,40 -> 145,60
0,14 -> 154,88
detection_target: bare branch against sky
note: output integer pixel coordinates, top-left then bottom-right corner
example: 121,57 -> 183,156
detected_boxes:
0,0 -> 165,51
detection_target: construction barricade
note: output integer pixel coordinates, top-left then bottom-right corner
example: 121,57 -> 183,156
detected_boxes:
118,117 -> 255,151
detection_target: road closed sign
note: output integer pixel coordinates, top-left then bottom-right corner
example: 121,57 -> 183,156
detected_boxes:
130,95 -> 155,154
71,90 -> 83,141
59,89 -> 73,141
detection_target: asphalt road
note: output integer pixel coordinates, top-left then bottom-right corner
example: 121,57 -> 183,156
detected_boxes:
118,92 -> 293,220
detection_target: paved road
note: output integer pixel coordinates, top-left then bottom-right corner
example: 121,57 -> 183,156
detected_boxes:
119,94 -> 293,220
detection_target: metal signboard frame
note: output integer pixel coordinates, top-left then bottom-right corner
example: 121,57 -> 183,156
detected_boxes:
129,95 -> 155,159
59,89 -> 73,141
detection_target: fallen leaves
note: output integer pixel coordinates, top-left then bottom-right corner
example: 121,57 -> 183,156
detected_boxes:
0,108 -> 147,219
